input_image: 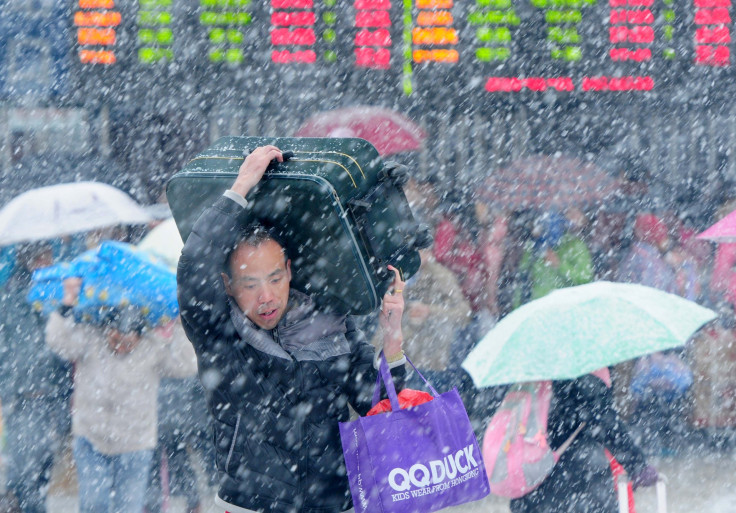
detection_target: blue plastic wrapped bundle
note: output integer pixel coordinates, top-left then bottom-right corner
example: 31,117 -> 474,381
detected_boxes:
27,263 -> 68,315
28,242 -> 179,327
79,242 -> 179,326
27,249 -> 97,316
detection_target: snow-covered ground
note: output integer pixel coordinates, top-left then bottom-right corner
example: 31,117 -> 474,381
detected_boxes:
44,443 -> 736,513
446,450 -> 736,513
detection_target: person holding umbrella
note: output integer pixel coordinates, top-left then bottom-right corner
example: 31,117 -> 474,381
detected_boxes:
463,281 -> 716,512
0,181 -> 155,513
508,372 -> 658,513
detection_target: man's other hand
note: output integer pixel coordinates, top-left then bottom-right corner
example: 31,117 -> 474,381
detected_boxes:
380,265 -> 405,359
231,145 -> 283,198
631,464 -> 658,490
62,277 -> 82,306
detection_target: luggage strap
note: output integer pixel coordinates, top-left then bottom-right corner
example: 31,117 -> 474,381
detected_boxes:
187,150 -> 366,187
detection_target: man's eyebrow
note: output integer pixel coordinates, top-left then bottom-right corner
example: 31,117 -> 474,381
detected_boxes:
235,268 -> 285,281
234,275 -> 258,282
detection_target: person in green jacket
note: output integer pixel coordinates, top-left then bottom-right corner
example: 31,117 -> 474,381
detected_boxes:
512,207 -> 594,309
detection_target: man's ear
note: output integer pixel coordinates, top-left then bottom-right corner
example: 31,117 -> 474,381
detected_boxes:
286,259 -> 292,283
221,273 -> 232,296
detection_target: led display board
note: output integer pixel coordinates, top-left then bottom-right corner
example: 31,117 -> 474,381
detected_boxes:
69,0 -> 736,97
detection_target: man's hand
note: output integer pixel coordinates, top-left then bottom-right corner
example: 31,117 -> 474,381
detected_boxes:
631,464 -> 658,490
379,265 -> 405,360
230,145 -> 283,199
62,277 -> 82,307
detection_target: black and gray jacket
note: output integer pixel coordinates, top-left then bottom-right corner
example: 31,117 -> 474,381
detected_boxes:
177,195 -> 405,513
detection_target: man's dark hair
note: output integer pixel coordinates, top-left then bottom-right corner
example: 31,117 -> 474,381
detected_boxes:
238,223 -> 279,248
224,222 -> 289,277
102,306 -> 148,335
15,241 -> 53,262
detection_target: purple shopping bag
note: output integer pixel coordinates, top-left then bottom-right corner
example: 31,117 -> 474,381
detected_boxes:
339,355 -> 490,513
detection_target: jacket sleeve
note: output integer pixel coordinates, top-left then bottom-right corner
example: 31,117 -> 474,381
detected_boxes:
156,321 -> 199,379
45,311 -> 91,361
558,238 -> 594,286
343,316 -> 406,416
572,375 -> 648,476
177,195 -> 246,352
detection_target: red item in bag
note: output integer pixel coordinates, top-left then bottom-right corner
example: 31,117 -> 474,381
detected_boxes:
366,388 -> 434,416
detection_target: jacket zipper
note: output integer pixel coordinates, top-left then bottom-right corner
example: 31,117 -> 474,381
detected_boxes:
272,326 -> 307,504
226,413 -> 242,474
295,359 -> 305,502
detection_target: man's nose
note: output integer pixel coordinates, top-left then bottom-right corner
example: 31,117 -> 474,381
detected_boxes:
258,284 -> 276,303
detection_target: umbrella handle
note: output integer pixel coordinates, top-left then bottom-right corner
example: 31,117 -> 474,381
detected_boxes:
617,479 -> 629,513
656,475 -> 668,513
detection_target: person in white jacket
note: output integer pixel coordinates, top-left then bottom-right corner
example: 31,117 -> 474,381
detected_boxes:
45,277 -> 197,513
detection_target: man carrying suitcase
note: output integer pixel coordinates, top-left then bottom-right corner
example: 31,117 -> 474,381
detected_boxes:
177,145 -> 408,513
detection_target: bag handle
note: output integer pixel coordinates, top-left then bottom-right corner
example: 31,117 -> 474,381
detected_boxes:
371,353 -> 440,410
403,356 -> 440,397
372,354 -> 401,411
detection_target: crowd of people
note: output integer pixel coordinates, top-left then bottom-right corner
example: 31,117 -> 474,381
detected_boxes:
393,171 -> 734,511
0,150 -> 734,512
400,170 -> 735,453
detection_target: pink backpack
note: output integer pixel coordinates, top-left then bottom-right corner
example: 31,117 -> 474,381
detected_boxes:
482,380 -> 583,498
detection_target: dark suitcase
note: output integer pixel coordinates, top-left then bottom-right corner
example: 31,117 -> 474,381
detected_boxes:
167,136 -> 431,315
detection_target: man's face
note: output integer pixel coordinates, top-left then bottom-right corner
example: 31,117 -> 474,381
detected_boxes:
106,329 -> 142,355
565,207 -> 588,235
223,239 -> 292,330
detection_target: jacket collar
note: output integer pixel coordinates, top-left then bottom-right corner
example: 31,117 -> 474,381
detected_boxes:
228,289 -> 347,361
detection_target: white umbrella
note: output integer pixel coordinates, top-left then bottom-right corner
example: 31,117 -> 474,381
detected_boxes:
137,217 -> 183,271
0,182 -> 152,245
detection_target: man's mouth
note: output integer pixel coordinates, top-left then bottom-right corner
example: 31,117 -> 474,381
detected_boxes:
259,307 -> 278,320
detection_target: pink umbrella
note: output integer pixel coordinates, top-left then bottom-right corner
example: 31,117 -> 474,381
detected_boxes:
294,106 -> 426,156
697,209 -> 736,242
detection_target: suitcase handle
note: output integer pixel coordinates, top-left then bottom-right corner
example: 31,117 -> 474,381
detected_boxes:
413,224 -> 433,250
243,149 -> 295,165
380,162 -> 409,186
348,197 -> 432,253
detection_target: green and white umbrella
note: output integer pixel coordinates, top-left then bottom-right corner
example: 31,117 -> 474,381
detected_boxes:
462,281 -> 717,388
